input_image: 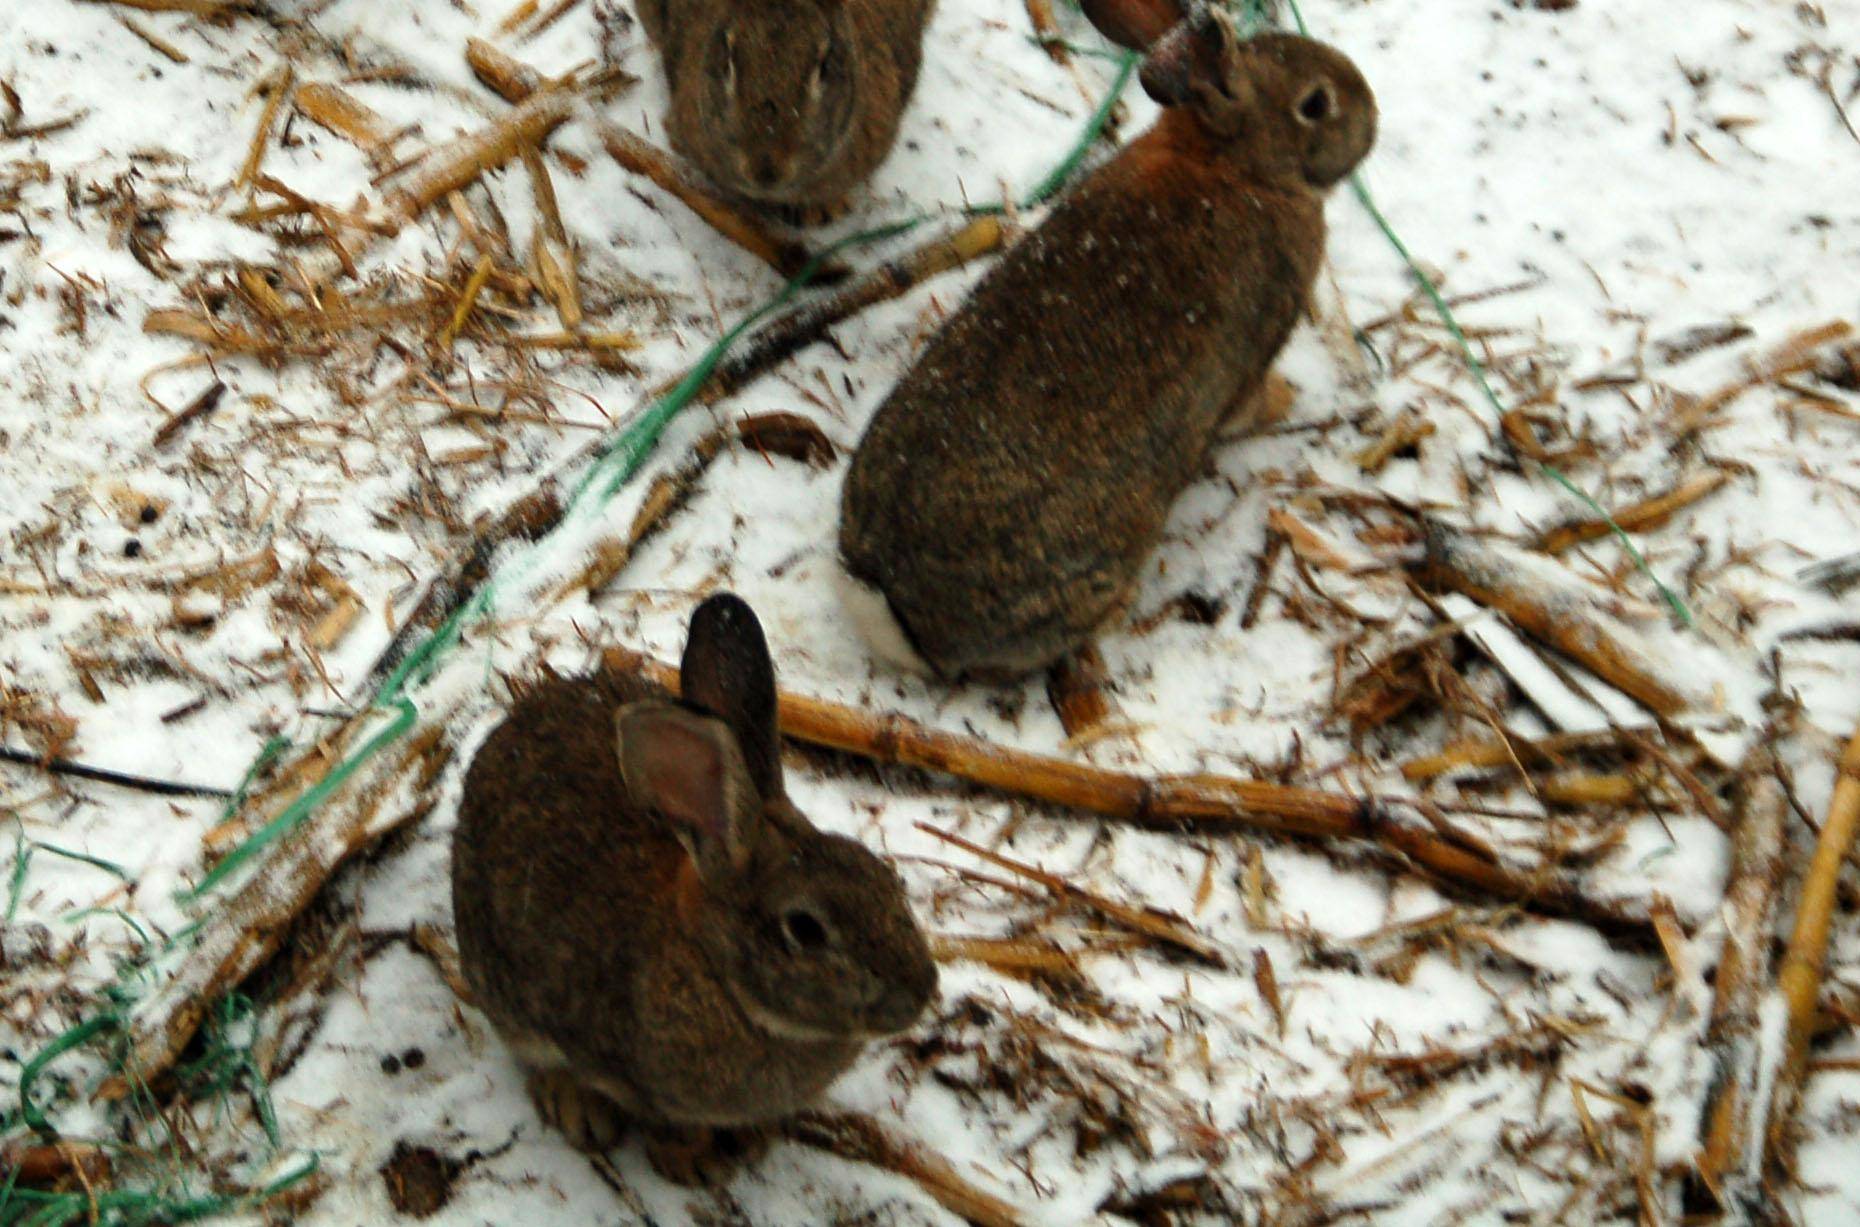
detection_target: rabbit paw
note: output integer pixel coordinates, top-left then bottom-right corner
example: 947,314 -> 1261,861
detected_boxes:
525,1068 -> 627,1153
643,1124 -> 771,1186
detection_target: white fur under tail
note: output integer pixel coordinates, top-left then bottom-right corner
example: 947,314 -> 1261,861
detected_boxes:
833,561 -> 934,678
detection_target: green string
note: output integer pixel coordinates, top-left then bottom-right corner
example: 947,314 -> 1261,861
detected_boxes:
1344,178 -> 1693,625
10,44 -> 1145,1183
17,1012 -> 121,1136
964,48 -> 1141,214
1277,0 -> 1691,625
199,50 -> 1145,909
180,698 -> 417,901
0,1155 -> 318,1225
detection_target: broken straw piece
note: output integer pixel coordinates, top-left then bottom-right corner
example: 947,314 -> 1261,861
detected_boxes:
1422,522 -> 1756,766
1435,594 -> 1632,735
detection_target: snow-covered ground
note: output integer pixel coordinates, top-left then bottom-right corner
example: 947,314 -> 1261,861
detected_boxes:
2,0 -> 1858,1222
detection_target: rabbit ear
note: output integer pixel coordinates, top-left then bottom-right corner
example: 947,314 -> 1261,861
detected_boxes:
1078,0 -> 1184,51
1139,8 -> 1248,112
679,593 -> 783,797
616,701 -> 759,882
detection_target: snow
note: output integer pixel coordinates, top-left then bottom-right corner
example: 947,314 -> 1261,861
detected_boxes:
3,0 -> 1859,1223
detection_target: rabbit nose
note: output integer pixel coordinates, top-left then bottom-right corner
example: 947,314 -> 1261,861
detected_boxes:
872,958 -> 937,1032
747,153 -> 786,189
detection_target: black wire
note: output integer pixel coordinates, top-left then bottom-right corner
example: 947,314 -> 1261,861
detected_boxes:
0,745 -> 233,799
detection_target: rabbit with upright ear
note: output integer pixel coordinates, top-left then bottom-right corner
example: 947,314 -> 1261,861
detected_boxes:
451,593 -> 937,1182
636,0 -> 934,220
837,14 -> 1377,681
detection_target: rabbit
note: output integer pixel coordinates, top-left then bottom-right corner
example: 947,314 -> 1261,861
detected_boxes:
635,0 -> 934,221
451,593 -> 938,1183
837,13 -> 1377,681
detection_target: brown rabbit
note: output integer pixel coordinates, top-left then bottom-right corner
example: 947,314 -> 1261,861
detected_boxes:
837,15 -> 1377,681
635,0 -> 934,219
451,593 -> 937,1182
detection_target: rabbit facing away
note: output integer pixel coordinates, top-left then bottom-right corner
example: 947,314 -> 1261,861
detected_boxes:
451,594 -> 937,1182
635,0 -> 934,220
837,16 -> 1377,681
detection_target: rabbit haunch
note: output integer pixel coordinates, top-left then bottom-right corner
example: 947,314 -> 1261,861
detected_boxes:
451,594 -> 936,1165
637,0 -> 933,214
838,24 -> 1377,680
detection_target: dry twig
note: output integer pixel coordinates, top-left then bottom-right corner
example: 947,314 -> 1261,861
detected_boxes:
101,726 -> 449,1098
594,119 -> 825,280
370,218 -> 1000,686
1762,723 -> 1860,1184
916,822 -> 1225,966
1538,469 -> 1729,554
603,645 -> 1658,933
786,1111 -> 1026,1227
1420,520 -> 1698,718
1693,761 -> 1786,1210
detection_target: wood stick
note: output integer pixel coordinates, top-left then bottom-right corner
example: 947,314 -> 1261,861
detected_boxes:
1538,469 -> 1729,554
929,934 -> 1077,976
594,119 -> 824,281
388,85 -> 577,226
116,15 -> 191,63
294,82 -> 394,162
495,0 -> 540,33
1419,520 -> 1696,718
916,822 -> 1225,966
785,1111 -> 1027,1227
521,145 -> 583,330
462,38 -> 818,281
1693,761 -> 1786,1210
1403,730 -> 1629,782
501,330 -> 638,351
601,646 -> 1658,934
151,379 -> 227,446
438,253 -> 495,349
367,219 -> 998,689
1673,320 -> 1853,437
1023,0 -> 1070,64
79,0 -> 234,15
235,66 -> 294,192
1355,409 -> 1436,474
0,1140 -> 111,1188
1046,643 -> 1117,742
1762,722 -> 1860,1182
687,216 -> 1006,407
99,725 -> 449,1099
464,36 -> 548,103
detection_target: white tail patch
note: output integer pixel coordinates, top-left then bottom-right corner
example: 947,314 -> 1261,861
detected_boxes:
833,561 -> 934,678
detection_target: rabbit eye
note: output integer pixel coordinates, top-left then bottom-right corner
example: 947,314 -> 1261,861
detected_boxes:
809,44 -> 832,95
1296,84 -> 1334,125
781,909 -> 828,951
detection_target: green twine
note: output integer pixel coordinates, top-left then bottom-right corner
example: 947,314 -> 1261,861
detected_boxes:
20,842 -> 129,883
0,1155 -> 318,1226
8,43 -> 1150,1192
196,47 -> 1146,910
1276,0 -> 1691,625
1021,50 -> 1141,208
17,1013 -> 122,1136
180,699 -> 416,902
1344,178 -> 1693,625
5,838 -> 30,926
